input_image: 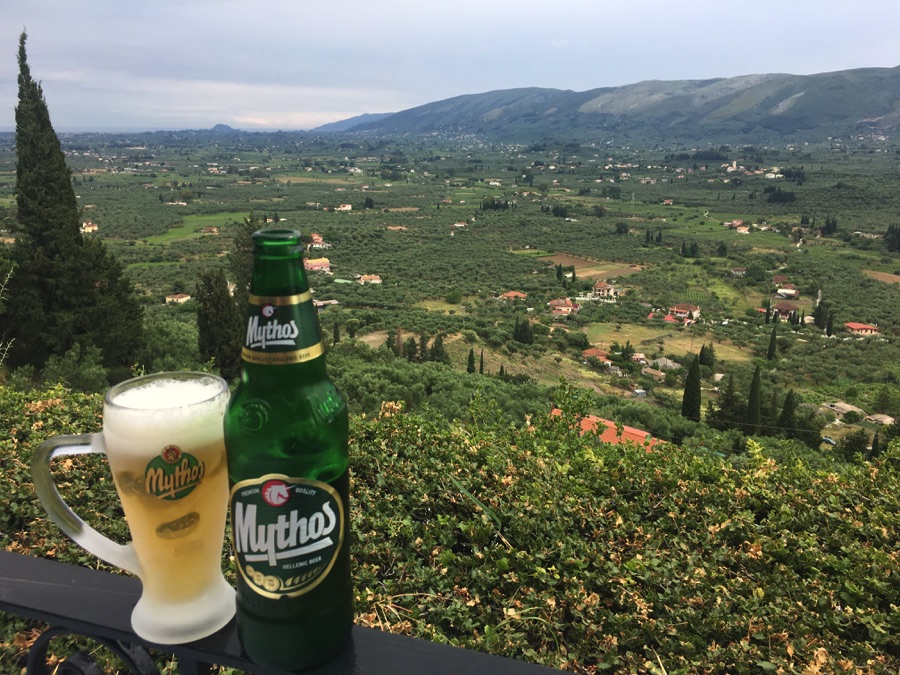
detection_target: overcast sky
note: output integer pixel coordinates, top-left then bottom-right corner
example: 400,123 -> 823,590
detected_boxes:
1,0 -> 899,132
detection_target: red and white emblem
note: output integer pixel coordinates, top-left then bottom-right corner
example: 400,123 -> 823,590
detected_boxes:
262,480 -> 291,507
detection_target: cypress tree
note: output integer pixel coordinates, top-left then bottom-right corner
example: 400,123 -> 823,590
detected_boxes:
6,32 -> 142,377
746,365 -> 762,435
196,267 -> 242,381
698,342 -> 716,369
429,333 -> 449,364
680,356 -> 702,422
402,336 -> 418,361
778,389 -> 798,438
709,371 -> 744,432
466,348 -> 476,374
228,211 -> 260,309
767,325 -> 777,361
479,349 -> 484,375
870,431 -> 881,459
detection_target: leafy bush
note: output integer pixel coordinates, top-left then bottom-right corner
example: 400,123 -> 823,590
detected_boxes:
2,385 -> 898,673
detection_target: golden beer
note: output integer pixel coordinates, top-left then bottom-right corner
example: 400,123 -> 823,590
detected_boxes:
32,372 -> 236,645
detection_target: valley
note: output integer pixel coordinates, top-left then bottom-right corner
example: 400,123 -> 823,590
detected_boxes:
1,129 -> 898,453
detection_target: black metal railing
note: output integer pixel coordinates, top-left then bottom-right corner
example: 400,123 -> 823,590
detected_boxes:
0,550 -> 558,674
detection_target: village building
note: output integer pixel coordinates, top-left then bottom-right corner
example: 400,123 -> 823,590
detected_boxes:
499,291 -> 527,301
642,367 -> 666,383
310,233 -> 332,249
334,204 -> 352,212
776,284 -> 799,299
304,257 -> 331,273
548,297 -> 580,316
651,357 -> 681,371
772,301 -> 798,318
581,347 -> 611,365
165,293 -> 191,305
80,221 -> 99,234
844,322 -> 879,336
668,303 -> 701,321
550,410 -> 662,451
591,281 -> 620,302
358,274 -> 382,284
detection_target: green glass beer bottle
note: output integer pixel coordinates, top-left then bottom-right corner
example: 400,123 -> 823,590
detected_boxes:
224,229 -> 352,670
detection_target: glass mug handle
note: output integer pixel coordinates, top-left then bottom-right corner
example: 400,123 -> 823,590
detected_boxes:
31,433 -> 141,576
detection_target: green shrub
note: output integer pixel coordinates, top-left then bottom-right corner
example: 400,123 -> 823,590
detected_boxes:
1,385 -> 898,673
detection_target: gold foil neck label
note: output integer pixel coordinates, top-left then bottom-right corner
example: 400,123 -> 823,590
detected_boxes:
242,341 -> 324,365
248,291 -> 312,307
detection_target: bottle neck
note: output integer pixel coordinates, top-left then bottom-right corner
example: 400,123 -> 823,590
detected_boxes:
240,249 -> 326,378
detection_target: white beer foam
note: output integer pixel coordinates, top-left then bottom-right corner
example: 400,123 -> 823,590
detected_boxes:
115,378 -> 222,410
104,377 -> 226,457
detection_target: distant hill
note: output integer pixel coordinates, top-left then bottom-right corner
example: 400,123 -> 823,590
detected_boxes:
337,67 -> 900,141
310,113 -> 395,134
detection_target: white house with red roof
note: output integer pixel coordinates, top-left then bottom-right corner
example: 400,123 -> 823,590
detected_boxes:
590,281 -> 620,302
548,297 -> 580,316
844,322 -> 879,336
668,303 -> 700,321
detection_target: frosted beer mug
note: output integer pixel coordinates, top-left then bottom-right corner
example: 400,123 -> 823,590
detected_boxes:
31,371 -> 235,644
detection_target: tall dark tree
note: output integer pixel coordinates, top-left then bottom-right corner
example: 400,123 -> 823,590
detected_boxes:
767,325 -> 777,361
402,336 -> 418,361
196,267 -> 242,381
429,333 -> 449,364
5,32 -> 142,378
479,349 -> 484,375
746,365 -> 762,436
709,372 -> 744,432
698,343 -> 716,370
778,389 -> 798,438
466,348 -> 476,374
812,300 -> 829,329
884,223 -> 900,253
869,431 -> 882,460
513,316 -> 534,345
681,356 -> 702,422
228,211 -> 261,310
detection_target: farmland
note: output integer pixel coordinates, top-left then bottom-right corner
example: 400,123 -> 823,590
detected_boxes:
1,129 -> 899,443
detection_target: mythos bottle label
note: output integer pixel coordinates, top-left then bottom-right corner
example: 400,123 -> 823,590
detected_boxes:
231,475 -> 345,598
242,292 -> 323,365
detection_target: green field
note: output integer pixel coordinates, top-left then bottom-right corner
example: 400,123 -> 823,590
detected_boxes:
145,212 -> 248,243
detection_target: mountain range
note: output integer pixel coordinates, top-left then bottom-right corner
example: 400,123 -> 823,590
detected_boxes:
313,66 -> 900,142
